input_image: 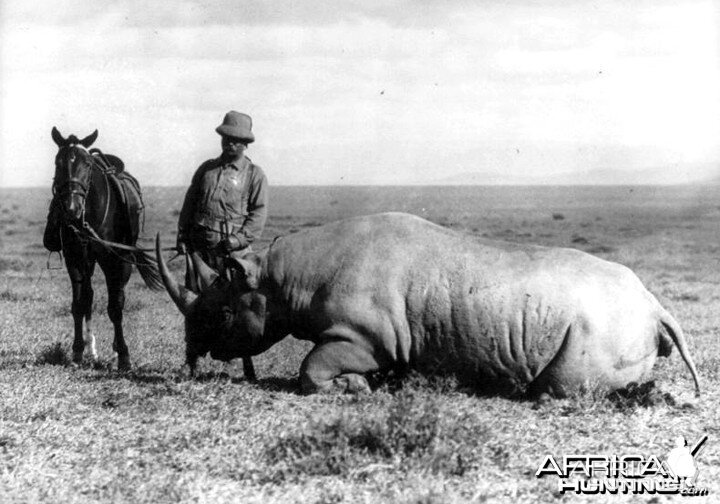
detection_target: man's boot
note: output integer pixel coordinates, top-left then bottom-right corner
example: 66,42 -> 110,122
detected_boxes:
43,201 -> 62,252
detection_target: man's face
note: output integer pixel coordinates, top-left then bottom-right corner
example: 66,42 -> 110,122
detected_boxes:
221,135 -> 247,159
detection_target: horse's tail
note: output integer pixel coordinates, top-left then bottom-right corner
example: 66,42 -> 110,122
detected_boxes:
132,250 -> 164,291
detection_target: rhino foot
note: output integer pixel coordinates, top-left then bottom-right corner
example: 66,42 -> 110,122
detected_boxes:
531,392 -> 554,409
301,373 -> 371,394
334,373 -> 371,394
300,337 -> 379,394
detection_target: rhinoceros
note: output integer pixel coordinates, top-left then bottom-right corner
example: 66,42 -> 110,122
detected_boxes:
156,212 -> 700,397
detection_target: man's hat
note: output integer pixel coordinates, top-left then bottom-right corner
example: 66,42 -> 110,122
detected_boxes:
216,111 -> 255,143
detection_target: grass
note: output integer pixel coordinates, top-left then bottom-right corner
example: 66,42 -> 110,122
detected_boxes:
1,185 -> 719,503
262,387 -> 483,483
264,376 -> 474,474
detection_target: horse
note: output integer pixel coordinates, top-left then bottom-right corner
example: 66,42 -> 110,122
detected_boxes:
49,127 -> 163,370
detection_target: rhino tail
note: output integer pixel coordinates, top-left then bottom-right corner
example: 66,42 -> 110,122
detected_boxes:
659,310 -> 701,397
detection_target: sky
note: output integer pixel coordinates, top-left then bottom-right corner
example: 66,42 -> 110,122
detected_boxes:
1,0 -> 719,187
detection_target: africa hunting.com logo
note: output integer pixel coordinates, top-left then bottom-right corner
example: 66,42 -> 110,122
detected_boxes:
536,435 -> 709,497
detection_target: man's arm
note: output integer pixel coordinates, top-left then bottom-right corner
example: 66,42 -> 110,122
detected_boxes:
234,166 -> 268,248
177,166 -> 204,245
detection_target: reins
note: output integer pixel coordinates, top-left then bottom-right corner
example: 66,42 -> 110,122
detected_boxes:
47,221 -> 181,270
77,221 -> 178,256
48,145 -> 180,268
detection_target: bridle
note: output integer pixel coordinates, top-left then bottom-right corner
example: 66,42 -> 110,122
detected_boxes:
52,144 -> 110,229
45,128 -> 178,274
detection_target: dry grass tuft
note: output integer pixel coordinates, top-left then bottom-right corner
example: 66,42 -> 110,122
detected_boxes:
35,342 -> 71,366
606,380 -> 677,409
586,244 -> 617,254
0,289 -> 23,302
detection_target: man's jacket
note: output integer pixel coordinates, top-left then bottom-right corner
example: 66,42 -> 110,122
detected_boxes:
178,155 -> 268,249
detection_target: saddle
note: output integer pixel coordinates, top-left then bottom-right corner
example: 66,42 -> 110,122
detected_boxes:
91,149 -> 145,243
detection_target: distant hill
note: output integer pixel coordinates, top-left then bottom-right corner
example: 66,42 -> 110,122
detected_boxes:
433,164 -> 720,186
704,174 -> 720,185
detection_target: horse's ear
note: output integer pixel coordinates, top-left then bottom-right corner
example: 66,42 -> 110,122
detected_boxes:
80,130 -> 99,148
51,127 -> 65,147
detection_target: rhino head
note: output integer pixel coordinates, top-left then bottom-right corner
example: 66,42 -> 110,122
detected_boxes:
155,235 -> 267,374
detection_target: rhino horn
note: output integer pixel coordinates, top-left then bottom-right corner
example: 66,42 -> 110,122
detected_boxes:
155,234 -> 197,315
190,252 -> 219,291
185,250 -> 199,293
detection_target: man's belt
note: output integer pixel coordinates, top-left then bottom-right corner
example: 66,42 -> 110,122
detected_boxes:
192,214 -> 245,232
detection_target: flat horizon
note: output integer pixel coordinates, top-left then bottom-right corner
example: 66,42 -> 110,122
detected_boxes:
2,181 -> 718,190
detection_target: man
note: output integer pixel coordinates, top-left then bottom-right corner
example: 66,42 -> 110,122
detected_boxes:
177,111 -> 268,278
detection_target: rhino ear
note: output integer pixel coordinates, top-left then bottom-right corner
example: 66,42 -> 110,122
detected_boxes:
227,254 -> 262,290
190,252 -> 219,291
51,127 -> 66,147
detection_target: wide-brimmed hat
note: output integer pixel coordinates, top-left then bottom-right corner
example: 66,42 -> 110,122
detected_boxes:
215,111 -> 255,143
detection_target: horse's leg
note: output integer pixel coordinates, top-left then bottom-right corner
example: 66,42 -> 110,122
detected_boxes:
104,259 -> 133,371
70,276 -> 85,364
242,357 -> 257,381
83,273 -> 97,362
68,260 -> 95,364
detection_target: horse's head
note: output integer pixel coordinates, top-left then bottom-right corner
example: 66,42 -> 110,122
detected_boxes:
51,127 -> 99,220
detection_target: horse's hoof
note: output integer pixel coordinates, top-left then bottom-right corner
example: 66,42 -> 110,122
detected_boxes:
72,352 -> 84,365
117,358 -> 131,372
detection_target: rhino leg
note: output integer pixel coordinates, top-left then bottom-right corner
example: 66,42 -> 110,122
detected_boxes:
528,321 -> 660,397
185,349 -> 199,378
299,338 -> 378,394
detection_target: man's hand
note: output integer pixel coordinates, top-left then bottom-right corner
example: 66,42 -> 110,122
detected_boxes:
176,235 -> 187,255
220,235 -> 241,253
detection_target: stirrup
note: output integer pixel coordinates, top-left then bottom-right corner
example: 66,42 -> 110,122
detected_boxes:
46,251 -> 64,270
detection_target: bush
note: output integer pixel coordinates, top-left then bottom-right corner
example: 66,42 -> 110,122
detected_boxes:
36,342 -> 71,366
0,289 -> 22,302
606,380 -> 676,409
0,257 -> 32,272
587,244 -> 617,254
